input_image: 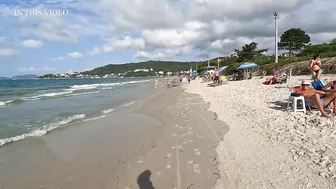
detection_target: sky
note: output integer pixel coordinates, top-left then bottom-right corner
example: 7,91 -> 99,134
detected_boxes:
0,0 -> 335,77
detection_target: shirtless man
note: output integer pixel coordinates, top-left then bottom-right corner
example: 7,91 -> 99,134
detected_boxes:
214,70 -> 220,86
296,80 -> 336,118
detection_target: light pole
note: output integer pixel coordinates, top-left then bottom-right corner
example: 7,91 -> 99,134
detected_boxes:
207,52 -> 210,69
217,58 -> 220,69
273,12 -> 278,63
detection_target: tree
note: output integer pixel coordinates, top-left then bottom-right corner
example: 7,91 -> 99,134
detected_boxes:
238,42 -> 268,61
331,38 -> 336,44
278,28 -> 311,57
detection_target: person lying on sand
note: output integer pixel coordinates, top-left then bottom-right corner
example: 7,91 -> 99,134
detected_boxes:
264,75 -> 280,85
296,80 -> 336,118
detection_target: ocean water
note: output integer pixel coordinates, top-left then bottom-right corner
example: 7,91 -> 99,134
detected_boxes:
0,78 -> 155,146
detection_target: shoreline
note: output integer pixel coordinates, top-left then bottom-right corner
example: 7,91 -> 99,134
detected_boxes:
183,76 -> 336,188
0,79 -> 163,147
0,85 -> 229,189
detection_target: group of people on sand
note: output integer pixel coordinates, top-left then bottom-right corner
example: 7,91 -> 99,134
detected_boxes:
292,55 -> 336,118
202,70 -> 226,86
264,55 -> 322,85
295,80 -> 336,118
153,76 -> 169,89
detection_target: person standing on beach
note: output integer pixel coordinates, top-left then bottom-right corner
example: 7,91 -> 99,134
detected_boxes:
310,55 -> 322,80
154,77 -> 158,89
214,70 -> 220,86
164,76 -> 168,88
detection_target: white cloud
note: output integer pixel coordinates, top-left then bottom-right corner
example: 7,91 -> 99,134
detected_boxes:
68,52 -> 83,58
22,39 -> 44,48
135,45 -> 190,60
0,48 -> 18,56
102,36 -> 145,53
19,66 -> 55,73
52,56 -> 64,61
1,0 -> 336,63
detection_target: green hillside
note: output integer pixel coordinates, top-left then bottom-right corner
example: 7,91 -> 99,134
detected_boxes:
82,60 -> 196,76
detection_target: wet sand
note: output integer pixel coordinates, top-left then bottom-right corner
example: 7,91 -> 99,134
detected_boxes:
0,87 -> 229,189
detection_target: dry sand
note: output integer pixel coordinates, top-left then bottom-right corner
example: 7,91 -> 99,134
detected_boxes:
184,75 -> 336,189
0,87 -> 229,189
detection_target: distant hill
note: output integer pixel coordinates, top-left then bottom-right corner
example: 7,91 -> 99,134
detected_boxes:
0,77 -> 9,80
81,60 -> 196,76
12,74 -> 38,79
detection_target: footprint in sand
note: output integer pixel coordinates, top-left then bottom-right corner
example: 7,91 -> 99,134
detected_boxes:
137,157 -> 143,164
188,160 -> 193,164
193,164 -> 201,174
194,164 -> 202,174
183,141 -> 187,144
194,149 -> 201,156
156,172 -> 161,176
172,133 -> 177,137
166,154 -> 171,158
166,165 -> 171,169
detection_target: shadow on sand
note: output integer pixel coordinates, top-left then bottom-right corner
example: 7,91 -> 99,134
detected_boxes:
137,170 -> 155,189
269,100 -> 289,111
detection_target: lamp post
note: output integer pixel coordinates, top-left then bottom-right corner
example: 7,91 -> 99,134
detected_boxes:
207,52 -> 210,69
273,12 -> 278,63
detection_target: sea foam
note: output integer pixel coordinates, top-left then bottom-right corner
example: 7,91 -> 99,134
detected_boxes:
0,114 -> 86,146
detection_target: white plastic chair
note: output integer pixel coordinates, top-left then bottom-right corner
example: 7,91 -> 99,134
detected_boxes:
287,95 -> 306,113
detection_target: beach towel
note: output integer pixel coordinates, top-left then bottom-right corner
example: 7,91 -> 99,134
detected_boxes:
311,80 -> 324,90
290,86 -> 302,93
311,80 -> 329,90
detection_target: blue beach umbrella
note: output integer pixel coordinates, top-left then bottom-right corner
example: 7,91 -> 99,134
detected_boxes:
218,66 -> 229,74
235,62 -> 259,71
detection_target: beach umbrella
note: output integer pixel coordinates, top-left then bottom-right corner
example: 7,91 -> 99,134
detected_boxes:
235,62 -> 259,71
218,66 -> 229,73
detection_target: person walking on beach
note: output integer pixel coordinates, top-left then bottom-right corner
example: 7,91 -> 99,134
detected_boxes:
154,77 -> 158,89
188,77 -> 190,84
310,55 -> 322,81
164,76 -> 168,88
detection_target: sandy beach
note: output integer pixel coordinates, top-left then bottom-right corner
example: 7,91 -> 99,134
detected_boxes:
184,75 -> 336,189
0,86 -> 229,189
3,75 -> 336,189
